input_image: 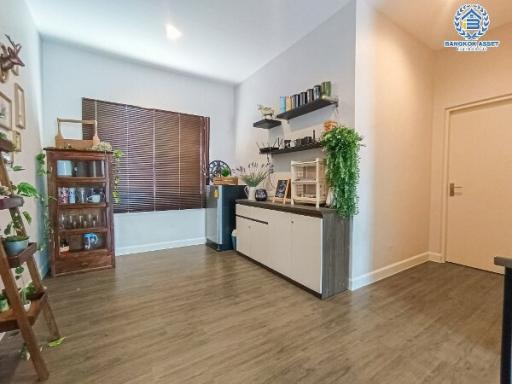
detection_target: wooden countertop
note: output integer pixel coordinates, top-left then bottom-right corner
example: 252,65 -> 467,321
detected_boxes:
495,256 -> 512,269
236,199 -> 338,218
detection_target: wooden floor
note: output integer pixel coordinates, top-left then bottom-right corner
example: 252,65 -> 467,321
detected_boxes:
0,246 -> 503,383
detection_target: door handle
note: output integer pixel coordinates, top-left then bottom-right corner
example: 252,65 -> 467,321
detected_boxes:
449,183 -> 463,197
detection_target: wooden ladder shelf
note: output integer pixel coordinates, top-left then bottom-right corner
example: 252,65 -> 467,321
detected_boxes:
0,138 -> 61,381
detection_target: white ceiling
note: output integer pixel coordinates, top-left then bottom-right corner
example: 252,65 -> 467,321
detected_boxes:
366,0 -> 512,50
25,0 -> 351,83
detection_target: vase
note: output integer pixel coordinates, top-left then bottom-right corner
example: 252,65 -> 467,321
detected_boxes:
255,189 -> 268,201
244,186 -> 257,201
4,238 -> 29,256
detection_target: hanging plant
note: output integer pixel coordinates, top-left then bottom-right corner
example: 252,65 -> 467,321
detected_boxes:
91,142 -> 124,204
320,124 -> 363,218
112,149 -> 124,204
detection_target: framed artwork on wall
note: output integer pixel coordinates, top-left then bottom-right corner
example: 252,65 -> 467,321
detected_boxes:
14,83 -> 25,129
0,91 -> 12,130
13,130 -> 21,152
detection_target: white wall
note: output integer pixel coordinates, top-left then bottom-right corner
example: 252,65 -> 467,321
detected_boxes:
428,23 -> 512,255
0,0 -> 45,342
351,1 -> 435,288
42,40 -> 236,254
234,1 -> 356,184
0,0 -> 46,273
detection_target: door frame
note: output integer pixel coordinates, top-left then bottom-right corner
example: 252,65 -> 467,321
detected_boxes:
440,93 -> 512,263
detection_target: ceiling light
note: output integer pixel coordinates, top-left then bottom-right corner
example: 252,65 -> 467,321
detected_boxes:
166,24 -> 182,40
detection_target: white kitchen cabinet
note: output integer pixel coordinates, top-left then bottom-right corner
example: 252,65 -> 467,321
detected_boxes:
235,202 -> 348,298
267,210 -> 292,275
235,216 -> 251,257
251,220 -> 270,266
235,215 -> 269,265
290,214 -> 322,292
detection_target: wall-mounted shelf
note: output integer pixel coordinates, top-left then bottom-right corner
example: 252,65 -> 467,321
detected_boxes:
253,119 -> 281,129
276,98 -> 338,121
259,142 -> 322,156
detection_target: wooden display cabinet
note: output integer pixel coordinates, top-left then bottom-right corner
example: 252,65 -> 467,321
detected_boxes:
45,148 -> 115,276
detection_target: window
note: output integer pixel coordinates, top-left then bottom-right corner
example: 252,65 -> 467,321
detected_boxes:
82,98 -> 209,213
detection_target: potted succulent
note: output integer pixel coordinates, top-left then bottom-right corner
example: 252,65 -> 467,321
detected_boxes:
234,162 -> 273,201
212,165 -> 238,185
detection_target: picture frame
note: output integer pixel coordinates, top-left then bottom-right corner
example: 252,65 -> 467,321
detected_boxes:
0,91 -> 12,130
14,83 -> 25,129
12,130 -> 21,152
273,178 -> 291,204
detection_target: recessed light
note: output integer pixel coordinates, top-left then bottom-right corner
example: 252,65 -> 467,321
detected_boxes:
166,24 -> 182,40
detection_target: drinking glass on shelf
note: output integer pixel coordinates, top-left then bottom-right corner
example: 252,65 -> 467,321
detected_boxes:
77,187 -> 87,203
59,213 -> 66,229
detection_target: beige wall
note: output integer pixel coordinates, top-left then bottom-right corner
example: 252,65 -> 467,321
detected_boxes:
429,23 -> 512,254
352,1 -> 435,287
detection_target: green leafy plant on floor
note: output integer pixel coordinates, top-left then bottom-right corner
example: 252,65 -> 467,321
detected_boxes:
321,124 -> 364,218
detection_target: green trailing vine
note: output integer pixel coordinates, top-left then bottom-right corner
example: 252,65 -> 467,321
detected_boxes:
35,152 -> 54,251
112,149 -> 124,204
321,124 -> 363,218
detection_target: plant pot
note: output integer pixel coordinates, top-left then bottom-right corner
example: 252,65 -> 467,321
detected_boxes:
255,189 -> 268,201
0,298 -> 9,313
244,186 -> 257,201
4,238 -> 29,256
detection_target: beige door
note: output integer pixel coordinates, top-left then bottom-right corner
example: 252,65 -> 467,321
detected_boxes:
447,99 -> 512,273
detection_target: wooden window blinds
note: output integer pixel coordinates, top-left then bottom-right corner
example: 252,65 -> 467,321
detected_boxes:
82,98 -> 210,213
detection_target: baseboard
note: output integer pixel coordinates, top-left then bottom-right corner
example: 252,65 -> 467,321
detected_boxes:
116,237 -> 206,256
349,252 -> 431,291
427,252 -> 443,263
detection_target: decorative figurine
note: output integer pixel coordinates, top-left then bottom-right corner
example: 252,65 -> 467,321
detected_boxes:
257,104 -> 275,120
0,35 -> 24,83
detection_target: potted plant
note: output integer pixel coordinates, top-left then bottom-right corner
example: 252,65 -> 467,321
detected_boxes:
320,124 -> 363,217
2,181 -> 39,256
213,166 -> 239,185
0,293 -> 9,313
24,282 -> 44,301
2,267 -> 32,310
234,162 -> 273,201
